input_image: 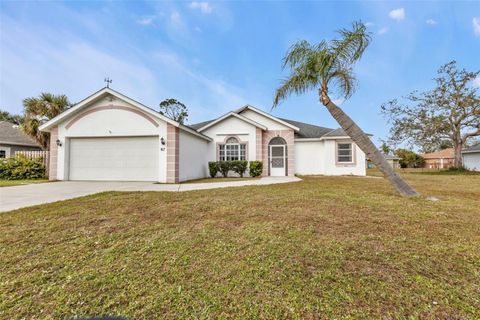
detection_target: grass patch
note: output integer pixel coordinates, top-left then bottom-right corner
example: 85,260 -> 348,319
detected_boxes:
1,174 -> 479,318
182,177 -> 261,184
0,179 -> 49,187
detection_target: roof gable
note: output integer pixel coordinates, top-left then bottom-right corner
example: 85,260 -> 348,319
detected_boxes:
236,105 -> 300,131
196,112 -> 267,132
39,87 -> 178,132
38,88 -> 211,141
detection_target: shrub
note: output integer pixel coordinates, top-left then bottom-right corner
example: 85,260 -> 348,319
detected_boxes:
0,155 -> 46,180
218,161 -> 231,178
208,161 -> 219,178
231,160 -> 248,177
249,161 -> 263,177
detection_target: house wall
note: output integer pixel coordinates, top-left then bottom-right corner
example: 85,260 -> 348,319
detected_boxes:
323,139 -> 366,176
202,116 -> 257,162
0,144 -> 41,157
55,96 -> 169,182
179,130 -> 209,181
294,140 -> 325,175
463,153 -> 480,171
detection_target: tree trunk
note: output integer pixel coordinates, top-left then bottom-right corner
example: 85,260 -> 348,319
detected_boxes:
453,139 -> 463,168
320,90 -> 420,197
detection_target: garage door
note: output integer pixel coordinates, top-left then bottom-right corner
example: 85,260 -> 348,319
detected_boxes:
69,136 -> 159,181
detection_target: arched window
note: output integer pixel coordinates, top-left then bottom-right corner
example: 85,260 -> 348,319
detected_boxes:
218,137 -> 246,161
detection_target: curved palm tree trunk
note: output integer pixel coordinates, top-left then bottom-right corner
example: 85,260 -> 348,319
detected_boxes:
320,91 -> 420,197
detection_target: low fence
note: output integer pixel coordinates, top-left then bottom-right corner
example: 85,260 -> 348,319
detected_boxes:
15,150 -> 50,176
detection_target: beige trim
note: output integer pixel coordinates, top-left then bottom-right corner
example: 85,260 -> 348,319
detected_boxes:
335,140 -> 357,166
262,130 -> 295,177
166,124 -> 179,183
65,105 -> 159,129
256,128 -> 262,161
48,126 -> 58,180
236,105 -> 300,131
197,112 -> 267,132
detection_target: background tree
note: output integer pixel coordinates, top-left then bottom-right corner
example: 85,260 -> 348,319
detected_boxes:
380,142 -> 392,155
22,93 -> 70,150
395,149 -> 425,168
159,98 -> 188,124
381,61 -> 480,167
273,21 -> 419,197
0,110 -> 23,125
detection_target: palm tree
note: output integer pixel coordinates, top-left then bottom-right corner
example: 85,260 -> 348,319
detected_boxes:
273,22 -> 419,197
22,93 -> 70,149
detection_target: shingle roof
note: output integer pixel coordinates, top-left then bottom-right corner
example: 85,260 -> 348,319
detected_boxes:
189,116 -> 348,139
422,148 -> 455,159
0,121 -> 40,147
462,143 -> 480,153
278,118 -> 335,138
188,119 -> 215,130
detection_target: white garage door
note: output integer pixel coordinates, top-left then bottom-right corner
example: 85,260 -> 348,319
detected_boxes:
69,136 -> 159,181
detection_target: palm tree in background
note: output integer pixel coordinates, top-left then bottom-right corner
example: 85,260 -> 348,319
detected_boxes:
273,22 -> 419,197
22,93 -> 70,149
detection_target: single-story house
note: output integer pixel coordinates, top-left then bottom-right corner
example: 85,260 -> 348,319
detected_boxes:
0,121 -> 42,158
39,87 -> 366,182
367,154 -> 401,169
462,143 -> 480,171
422,148 -> 455,169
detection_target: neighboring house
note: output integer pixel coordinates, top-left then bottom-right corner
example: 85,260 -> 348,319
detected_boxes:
421,148 -> 455,169
462,144 -> 480,172
0,121 -> 41,158
367,154 -> 401,169
39,87 -> 366,182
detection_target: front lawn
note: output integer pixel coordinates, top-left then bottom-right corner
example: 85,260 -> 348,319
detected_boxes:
182,177 -> 261,184
1,173 -> 479,318
0,179 -> 49,187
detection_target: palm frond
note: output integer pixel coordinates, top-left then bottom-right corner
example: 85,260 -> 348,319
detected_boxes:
329,67 -> 356,99
330,21 -> 371,65
273,71 -> 319,107
282,40 -> 320,69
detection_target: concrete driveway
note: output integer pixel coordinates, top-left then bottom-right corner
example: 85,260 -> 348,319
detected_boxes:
0,177 -> 301,212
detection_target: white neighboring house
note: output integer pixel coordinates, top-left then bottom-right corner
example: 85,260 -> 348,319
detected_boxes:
39,87 -> 366,182
462,144 -> 480,171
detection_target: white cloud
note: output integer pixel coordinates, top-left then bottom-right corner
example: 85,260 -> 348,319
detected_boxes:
473,17 -> 480,36
189,2 -> 213,14
426,19 -> 437,25
170,11 -> 183,27
378,27 -> 389,35
389,8 -> 405,21
138,15 -> 156,26
365,22 -> 374,27
0,15 -> 250,121
473,76 -> 480,88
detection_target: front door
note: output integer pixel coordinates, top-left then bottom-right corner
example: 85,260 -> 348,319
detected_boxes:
269,145 -> 286,176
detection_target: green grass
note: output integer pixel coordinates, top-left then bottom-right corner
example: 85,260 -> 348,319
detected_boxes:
1,173 -> 479,319
182,177 -> 261,184
0,179 -> 49,187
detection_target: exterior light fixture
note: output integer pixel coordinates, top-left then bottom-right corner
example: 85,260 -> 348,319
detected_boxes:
56,139 -> 62,147
160,137 -> 166,145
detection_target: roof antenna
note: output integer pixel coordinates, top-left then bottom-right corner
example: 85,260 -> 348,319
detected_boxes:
104,77 -> 112,88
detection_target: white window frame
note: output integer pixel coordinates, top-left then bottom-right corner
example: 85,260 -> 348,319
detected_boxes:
218,137 -> 246,161
336,142 -> 355,164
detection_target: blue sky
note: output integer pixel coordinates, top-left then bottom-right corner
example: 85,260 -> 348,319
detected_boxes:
1,1 -> 479,144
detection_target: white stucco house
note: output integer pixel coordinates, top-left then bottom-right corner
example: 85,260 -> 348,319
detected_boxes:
462,144 -> 480,171
39,87 -> 366,182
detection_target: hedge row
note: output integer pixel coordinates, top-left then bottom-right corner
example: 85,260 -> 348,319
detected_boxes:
0,155 -> 46,180
209,160 -> 263,178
